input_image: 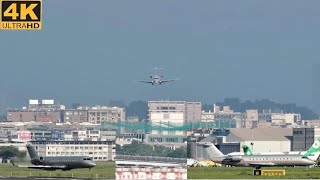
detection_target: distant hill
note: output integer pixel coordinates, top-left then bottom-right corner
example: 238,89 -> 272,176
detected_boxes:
213,98 -> 318,120
114,98 -> 318,121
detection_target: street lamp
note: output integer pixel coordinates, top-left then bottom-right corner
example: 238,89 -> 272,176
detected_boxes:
251,128 -> 254,152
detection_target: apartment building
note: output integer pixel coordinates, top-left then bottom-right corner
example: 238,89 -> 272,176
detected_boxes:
87,106 -> 125,124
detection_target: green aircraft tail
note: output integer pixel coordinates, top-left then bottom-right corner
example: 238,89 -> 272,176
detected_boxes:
303,137 -> 320,157
242,144 -> 254,155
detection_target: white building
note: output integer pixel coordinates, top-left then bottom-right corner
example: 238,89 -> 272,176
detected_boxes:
31,140 -> 115,161
271,113 -> 301,125
148,101 -> 201,123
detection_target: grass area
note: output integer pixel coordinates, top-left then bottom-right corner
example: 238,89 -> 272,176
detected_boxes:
0,161 -> 115,179
188,166 -> 320,179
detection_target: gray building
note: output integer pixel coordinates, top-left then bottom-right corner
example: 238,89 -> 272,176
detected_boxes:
292,127 -> 320,151
28,128 -> 52,140
62,110 -> 88,123
87,106 -> 125,124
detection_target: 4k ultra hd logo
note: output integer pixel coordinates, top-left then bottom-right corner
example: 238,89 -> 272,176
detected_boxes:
0,0 -> 41,30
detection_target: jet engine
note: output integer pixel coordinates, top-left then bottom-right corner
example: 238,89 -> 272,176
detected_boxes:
225,156 -> 242,161
39,156 -> 44,162
231,156 -> 242,161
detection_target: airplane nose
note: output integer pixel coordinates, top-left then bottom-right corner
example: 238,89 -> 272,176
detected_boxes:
89,161 -> 96,167
305,159 -> 315,165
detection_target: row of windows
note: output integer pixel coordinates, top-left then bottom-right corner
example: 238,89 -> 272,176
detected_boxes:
48,152 -> 109,155
150,137 -> 181,142
293,131 -> 303,135
65,111 -> 86,116
48,146 -> 106,150
33,141 -> 114,145
89,112 -> 120,116
248,157 -> 294,161
47,150 -> 111,153
50,157 -> 109,160
156,107 -> 177,110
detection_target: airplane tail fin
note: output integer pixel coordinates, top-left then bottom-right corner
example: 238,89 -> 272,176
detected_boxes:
242,145 -> 254,156
304,137 -> 320,157
26,143 -> 39,159
201,143 -> 224,159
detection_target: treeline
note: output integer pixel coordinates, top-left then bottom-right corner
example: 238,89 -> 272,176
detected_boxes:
204,98 -> 318,120
109,100 -> 148,121
0,146 -> 26,160
116,140 -> 187,158
111,98 -> 318,121
0,114 -> 6,121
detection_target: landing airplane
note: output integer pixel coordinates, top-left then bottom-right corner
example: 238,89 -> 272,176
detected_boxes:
139,67 -> 178,85
202,142 -> 317,169
13,144 -> 96,171
139,74 -> 177,86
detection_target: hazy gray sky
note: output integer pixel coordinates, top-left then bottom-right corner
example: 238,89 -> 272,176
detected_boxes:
0,0 -> 320,111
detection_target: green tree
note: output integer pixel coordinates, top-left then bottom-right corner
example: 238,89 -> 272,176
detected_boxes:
0,146 -> 21,159
116,140 -> 187,158
167,147 -> 187,158
16,150 -> 27,159
126,101 -> 148,121
0,114 -> 6,121
187,143 -> 192,158
152,145 -> 171,157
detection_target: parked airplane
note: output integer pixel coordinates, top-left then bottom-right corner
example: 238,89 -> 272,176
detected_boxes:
13,144 -> 96,171
227,138 -> 320,161
202,142 -> 317,169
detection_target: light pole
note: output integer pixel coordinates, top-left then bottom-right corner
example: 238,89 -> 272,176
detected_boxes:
251,128 -> 254,152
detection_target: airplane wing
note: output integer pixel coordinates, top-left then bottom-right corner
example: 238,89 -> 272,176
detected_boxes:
16,164 -> 67,170
160,79 -> 176,83
138,80 -> 153,84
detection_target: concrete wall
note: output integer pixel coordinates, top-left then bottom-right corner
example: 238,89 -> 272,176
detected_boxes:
116,167 -> 187,180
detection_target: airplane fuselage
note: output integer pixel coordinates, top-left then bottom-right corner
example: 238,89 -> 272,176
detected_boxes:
227,151 -> 320,161
31,156 -> 96,170
212,155 -> 315,168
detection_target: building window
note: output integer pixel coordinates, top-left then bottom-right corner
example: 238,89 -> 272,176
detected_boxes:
163,114 -> 170,119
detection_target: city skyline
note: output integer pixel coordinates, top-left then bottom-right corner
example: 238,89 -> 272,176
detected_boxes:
1,1 -> 319,112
